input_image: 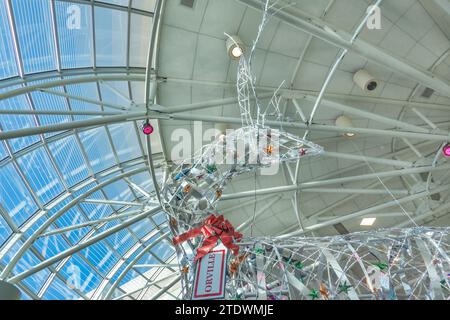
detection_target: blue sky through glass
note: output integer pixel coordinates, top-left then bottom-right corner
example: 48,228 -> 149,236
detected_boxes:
0,0 -> 166,300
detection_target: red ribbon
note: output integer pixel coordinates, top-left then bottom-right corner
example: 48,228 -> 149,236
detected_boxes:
173,215 -> 242,261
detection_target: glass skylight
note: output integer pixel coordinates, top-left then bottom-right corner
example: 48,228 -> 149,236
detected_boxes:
0,0 -> 174,300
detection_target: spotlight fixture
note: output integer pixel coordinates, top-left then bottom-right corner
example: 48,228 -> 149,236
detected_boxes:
335,115 -> 355,138
353,69 -> 378,92
142,120 -> 154,135
443,143 -> 450,157
360,218 -> 376,226
226,35 -> 244,59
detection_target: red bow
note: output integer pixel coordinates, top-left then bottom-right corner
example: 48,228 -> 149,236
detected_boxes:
173,215 -> 242,261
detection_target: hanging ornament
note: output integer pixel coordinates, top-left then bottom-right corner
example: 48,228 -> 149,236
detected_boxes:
215,189 -> 223,200
172,215 -> 242,261
183,184 -> 192,194
175,168 -> 191,181
319,283 -> 329,300
181,266 -> 189,274
432,258 -> 441,265
254,248 -> 265,255
170,218 -> 177,227
294,261 -> 304,270
206,164 -> 217,174
264,145 -> 273,155
142,120 -> 154,135
308,288 -> 319,300
374,262 -> 388,271
299,148 -> 306,156
338,281 -> 352,294
229,254 -> 249,274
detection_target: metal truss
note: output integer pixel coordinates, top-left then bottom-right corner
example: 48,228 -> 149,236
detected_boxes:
0,0 -> 449,300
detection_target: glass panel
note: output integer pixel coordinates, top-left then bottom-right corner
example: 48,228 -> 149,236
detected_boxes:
55,2 -> 93,69
65,83 -> 101,121
0,142 -> 7,160
99,81 -> 129,105
33,233 -> 70,260
132,0 -> 157,12
0,163 -> 38,226
81,241 -> 119,275
16,147 -> 64,204
0,1 -> 18,79
97,0 -> 129,7
43,276 -> 82,300
48,135 -> 89,187
13,250 -> 50,293
95,7 -> 128,66
55,205 -> 89,244
102,180 -> 134,203
11,0 -> 56,74
0,91 -> 39,153
59,254 -> 102,297
78,127 -> 116,172
0,213 -> 12,245
30,87 -> 71,138
108,122 -> 141,163
129,13 -> 151,67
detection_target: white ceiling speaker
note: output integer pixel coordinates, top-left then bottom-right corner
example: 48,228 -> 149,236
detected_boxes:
335,115 -> 356,138
353,69 -> 378,92
226,35 -> 244,59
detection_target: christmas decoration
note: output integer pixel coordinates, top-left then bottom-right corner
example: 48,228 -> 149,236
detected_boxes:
172,215 -> 242,261
142,120 -> 154,135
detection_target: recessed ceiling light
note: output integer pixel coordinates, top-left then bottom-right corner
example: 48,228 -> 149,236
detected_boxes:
231,46 -> 243,58
360,218 -> 376,226
226,35 -> 244,60
344,132 -> 356,138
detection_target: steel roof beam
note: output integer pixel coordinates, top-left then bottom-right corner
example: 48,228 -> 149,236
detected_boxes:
56,0 -> 155,17
279,183 -> 450,237
239,0 -> 450,96
7,206 -> 162,284
0,166 -> 150,280
0,110 -> 428,143
113,271 -> 180,300
221,163 -> 450,200
164,77 -> 450,112
100,231 -> 171,300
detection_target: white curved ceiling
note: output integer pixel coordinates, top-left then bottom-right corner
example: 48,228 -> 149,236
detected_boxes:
0,0 -> 449,300
156,0 -> 450,238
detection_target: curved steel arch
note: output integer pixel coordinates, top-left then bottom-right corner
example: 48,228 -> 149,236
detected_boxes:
0,166 -> 151,281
